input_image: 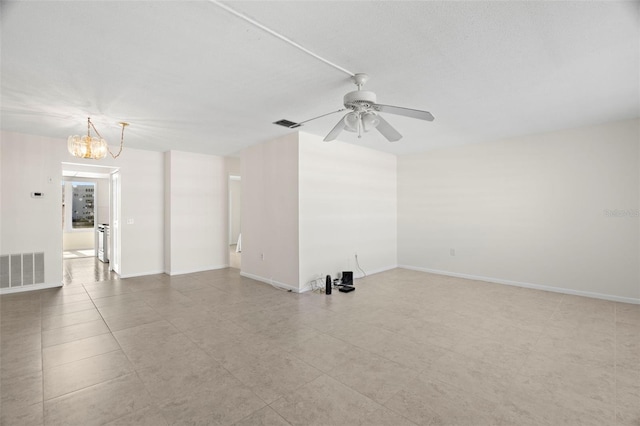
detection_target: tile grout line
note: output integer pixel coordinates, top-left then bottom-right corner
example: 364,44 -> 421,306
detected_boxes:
173,298 -> 282,418
87,282 -> 138,411
41,282 -> 99,403
83,280 -> 166,425
6,268 -> 632,425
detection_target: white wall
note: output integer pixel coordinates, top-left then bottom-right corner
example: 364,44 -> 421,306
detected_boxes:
1,132 -> 64,288
62,232 -> 94,251
96,177 -> 110,225
298,132 -> 398,290
164,150 -> 227,275
117,148 -> 165,278
164,152 -> 172,274
226,156 -> 242,246
398,119 -> 640,302
240,132 -> 397,292
241,133 -> 299,290
225,156 -> 241,176
229,178 -> 242,245
0,131 -> 165,287
637,119 -> 640,299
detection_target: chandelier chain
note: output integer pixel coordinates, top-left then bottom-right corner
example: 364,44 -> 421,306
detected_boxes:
86,117 -> 126,159
109,124 -> 126,159
88,117 -> 103,139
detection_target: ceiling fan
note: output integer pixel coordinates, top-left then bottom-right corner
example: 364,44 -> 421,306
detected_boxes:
275,73 -> 434,142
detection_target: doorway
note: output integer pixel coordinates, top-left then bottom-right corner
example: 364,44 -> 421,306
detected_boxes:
229,175 -> 241,269
61,163 -> 120,285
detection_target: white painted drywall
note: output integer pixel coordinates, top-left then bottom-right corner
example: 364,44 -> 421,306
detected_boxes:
0,138 -> 2,258
298,132 -> 398,290
99,148 -> 164,278
164,150 -> 228,275
226,156 -> 242,246
164,152 -> 172,274
96,177 -> 110,226
240,133 -> 299,290
225,156 -> 241,176
0,131 -> 165,286
229,178 -> 242,245
62,232 -> 94,251
398,119 -> 640,302
1,132 -> 64,287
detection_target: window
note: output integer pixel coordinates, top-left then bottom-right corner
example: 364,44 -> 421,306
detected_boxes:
71,183 -> 95,229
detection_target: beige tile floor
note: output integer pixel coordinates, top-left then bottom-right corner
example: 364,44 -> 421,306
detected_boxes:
1,268 -> 638,425
63,256 -> 117,286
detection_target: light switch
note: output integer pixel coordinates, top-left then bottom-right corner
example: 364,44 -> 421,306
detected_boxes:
127,218 -> 134,225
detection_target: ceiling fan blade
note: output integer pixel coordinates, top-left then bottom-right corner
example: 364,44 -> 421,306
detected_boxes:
323,115 -> 347,141
373,104 -> 434,121
375,115 -> 402,142
298,108 -> 346,126
274,109 -> 346,130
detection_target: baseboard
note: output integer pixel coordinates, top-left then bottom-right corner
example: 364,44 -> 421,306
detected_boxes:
239,271 -> 300,293
0,282 -> 63,295
398,265 -> 640,305
298,283 -> 313,293
119,269 -> 166,279
165,264 -> 230,276
355,264 -> 397,279
298,265 -> 399,293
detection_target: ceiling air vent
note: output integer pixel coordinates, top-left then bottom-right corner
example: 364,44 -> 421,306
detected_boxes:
273,119 -> 301,129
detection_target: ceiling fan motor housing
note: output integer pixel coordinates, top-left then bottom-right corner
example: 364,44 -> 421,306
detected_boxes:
344,90 -> 377,111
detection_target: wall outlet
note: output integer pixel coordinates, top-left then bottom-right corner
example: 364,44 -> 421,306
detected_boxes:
260,253 -> 264,261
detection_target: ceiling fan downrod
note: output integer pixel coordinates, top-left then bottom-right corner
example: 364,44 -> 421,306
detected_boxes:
352,73 -> 369,90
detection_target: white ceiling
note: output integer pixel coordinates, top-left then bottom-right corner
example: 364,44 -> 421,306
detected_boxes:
1,1 -> 638,157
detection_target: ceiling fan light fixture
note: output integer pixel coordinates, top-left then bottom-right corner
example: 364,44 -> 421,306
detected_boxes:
361,111 -> 380,132
293,73 -> 433,143
343,112 -> 360,132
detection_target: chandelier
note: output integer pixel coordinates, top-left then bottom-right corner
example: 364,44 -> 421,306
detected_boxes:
67,117 -> 129,160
